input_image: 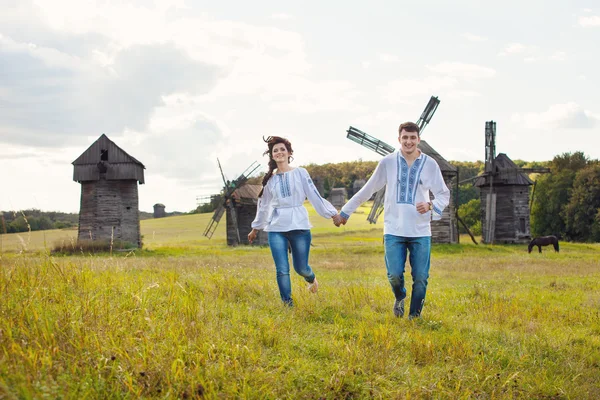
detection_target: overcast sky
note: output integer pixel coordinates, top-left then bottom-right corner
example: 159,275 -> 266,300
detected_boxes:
1,0 -> 599,213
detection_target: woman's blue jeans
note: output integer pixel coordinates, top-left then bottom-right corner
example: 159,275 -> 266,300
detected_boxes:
268,230 -> 315,305
383,234 -> 431,317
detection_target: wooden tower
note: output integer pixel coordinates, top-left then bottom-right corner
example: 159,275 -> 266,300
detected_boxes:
72,134 -> 145,248
473,122 -> 534,244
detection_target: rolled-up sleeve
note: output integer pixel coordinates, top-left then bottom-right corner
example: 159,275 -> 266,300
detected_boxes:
300,168 -> 338,218
428,164 -> 450,221
251,185 -> 273,229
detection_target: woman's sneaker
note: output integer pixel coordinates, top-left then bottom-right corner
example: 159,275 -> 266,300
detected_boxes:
308,278 -> 319,293
393,299 -> 405,317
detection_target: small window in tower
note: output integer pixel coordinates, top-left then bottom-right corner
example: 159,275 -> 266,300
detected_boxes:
101,149 -> 108,161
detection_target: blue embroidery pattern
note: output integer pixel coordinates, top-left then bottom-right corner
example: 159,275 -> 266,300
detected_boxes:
396,153 -> 428,205
278,173 -> 292,198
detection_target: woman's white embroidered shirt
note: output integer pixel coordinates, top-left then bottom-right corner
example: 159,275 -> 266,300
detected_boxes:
251,167 -> 338,232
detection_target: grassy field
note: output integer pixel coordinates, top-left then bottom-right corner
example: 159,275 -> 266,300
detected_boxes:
1,203 -> 599,398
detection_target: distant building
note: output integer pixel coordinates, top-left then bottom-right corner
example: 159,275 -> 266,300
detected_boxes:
352,179 -> 366,197
328,187 -> 347,209
153,203 -> 166,218
72,134 -> 145,248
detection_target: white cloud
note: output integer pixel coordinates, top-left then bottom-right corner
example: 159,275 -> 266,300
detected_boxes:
511,103 -> 599,129
426,62 -> 496,80
378,53 -> 400,63
380,76 -> 458,103
445,90 -> 481,99
550,51 -> 567,61
270,13 -> 293,20
498,42 -> 528,56
524,56 -> 538,63
461,33 -> 487,42
579,15 -> 600,26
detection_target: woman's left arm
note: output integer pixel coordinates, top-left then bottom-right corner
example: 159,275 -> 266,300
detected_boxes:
299,168 -> 338,218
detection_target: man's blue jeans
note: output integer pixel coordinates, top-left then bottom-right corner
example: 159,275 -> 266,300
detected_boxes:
383,234 -> 431,317
268,230 -> 316,305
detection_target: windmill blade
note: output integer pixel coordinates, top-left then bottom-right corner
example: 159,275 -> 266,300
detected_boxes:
416,96 -> 440,134
367,188 -> 386,224
217,158 -> 228,187
203,203 -> 226,239
347,126 -> 396,156
230,161 -> 261,190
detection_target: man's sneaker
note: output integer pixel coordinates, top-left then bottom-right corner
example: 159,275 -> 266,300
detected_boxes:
393,299 -> 405,317
308,278 -> 319,293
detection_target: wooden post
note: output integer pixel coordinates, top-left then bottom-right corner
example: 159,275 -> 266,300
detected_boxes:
529,180 -> 537,217
485,192 -> 496,244
456,212 -> 478,245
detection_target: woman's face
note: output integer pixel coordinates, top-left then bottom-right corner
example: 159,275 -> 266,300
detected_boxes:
271,143 -> 290,163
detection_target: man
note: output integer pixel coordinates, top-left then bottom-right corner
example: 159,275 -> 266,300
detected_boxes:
336,122 -> 450,319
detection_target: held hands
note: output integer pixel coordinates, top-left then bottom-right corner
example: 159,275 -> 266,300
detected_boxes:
332,213 -> 347,227
248,228 -> 258,244
416,201 -> 432,215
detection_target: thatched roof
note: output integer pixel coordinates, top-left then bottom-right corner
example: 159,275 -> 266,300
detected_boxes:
232,184 -> 262,200
419,140 -> 457,174
473,153 -> 533,187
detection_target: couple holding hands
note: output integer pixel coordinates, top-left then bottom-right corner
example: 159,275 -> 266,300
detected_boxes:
248,122 -> 450,318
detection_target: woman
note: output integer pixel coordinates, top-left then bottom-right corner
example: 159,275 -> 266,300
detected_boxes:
248,136 -> 342,306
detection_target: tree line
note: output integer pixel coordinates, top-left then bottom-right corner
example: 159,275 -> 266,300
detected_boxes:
7,152 -> 599,242
0,209 -> 158,234
0,209 -> 79,234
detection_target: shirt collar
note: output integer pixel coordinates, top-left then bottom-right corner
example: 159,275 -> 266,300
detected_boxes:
397,149 -> 423,161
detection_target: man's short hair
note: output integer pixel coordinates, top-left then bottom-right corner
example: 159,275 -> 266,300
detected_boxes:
399,122 -> 420,136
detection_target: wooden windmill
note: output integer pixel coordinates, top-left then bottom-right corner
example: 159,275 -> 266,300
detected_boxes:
346,96 -> 459,243
472,121 -> 549,244
72,134 -> 145,248
203,159 -> 266,246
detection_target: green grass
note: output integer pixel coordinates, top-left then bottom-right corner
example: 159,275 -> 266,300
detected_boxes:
1,204 -> 600,398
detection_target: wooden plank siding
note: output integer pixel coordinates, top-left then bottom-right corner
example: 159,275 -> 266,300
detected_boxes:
73,163 -> 145,183
479,186 -> 531,244
227,185 -> 268,246
77,180 -> 141,247
430,174 -> 458,244
226,204 -> 268,246
420,141 -> 458,244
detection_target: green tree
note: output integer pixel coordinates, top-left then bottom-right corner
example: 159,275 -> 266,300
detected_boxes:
7,216 -> 29,233
563,163 -> 600,241
457,198 -> 481,235
531,152 -> 590,239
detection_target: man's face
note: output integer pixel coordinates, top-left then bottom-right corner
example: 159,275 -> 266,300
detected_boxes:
399,129 -> 420,155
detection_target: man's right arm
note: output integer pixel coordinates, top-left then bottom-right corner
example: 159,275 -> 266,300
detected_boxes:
340,160 -> 387,222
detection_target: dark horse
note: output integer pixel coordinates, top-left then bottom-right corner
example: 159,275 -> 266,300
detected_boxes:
528,235 -> 560,253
